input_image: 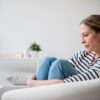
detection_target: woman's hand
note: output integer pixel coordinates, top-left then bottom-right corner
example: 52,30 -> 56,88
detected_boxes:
27,78 -> 36,87
28,74 -> 36,80
27,74 -> 36,87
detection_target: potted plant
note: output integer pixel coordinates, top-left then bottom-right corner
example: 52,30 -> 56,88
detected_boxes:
28,42 -> 42,58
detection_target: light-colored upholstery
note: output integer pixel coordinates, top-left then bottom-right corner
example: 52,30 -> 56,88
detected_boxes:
2,78 -> 100,100
0,58 -> 37,85
0,57 -> 37,99
0,86 -> 3,100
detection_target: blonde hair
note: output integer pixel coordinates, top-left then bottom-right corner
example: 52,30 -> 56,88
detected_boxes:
80,15 -> 100,33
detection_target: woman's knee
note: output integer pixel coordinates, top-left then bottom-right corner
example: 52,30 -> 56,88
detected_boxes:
43,56 -> 57,63
52,59 -> 67,66
49,59 -> 66,70
39,56 -> 57,69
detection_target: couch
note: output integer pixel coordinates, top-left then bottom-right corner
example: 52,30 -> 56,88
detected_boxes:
0,56 -> 38,100
2,78 -> 100,100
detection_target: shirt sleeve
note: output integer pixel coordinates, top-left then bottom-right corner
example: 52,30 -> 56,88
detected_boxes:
64,61 -> 100,83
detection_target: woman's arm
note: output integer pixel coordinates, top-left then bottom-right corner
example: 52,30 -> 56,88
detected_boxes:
27,79 -> 64,87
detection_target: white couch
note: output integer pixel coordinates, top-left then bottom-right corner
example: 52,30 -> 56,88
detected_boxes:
2,78 -> 100,100
0,57 -> 38,100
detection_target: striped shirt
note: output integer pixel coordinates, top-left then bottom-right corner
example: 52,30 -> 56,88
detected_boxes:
64,50 -> 100,83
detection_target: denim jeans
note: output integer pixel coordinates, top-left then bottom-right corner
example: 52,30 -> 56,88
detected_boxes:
36,57 -> 78,80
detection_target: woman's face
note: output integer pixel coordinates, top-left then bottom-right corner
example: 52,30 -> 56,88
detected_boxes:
80,24 -> 100,52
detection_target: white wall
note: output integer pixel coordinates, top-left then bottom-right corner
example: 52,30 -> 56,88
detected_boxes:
0,0 -> 100,58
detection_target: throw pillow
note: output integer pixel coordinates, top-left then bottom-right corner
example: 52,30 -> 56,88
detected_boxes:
6,72 -> 33,85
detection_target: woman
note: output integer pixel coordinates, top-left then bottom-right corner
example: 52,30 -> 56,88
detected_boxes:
27,14 -> 100,87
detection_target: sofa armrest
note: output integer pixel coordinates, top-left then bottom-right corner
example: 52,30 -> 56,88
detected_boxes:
2,78 -> 100,100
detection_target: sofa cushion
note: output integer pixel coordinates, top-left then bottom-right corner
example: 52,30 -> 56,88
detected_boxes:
6,72 -> 33,85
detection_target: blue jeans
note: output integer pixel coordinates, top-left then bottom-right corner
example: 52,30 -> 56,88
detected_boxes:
36,57 -> 78,80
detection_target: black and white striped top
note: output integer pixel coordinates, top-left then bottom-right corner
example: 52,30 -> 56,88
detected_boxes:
64,50 -> 100,83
